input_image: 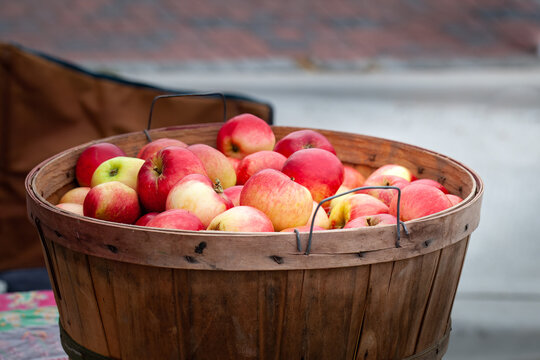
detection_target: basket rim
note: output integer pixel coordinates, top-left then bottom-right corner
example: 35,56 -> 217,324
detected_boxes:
25,123 -> 484,271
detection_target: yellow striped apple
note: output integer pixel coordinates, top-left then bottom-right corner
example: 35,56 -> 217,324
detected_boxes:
343,214 -> 397,229
207,206 -> 274,232
411,178 -> 449,194
223,185 -> 243,207
56,203 -> 84,216
389,183 -> 452,221
366,164 -> 413,182
59,187 -> 90,205
145,209 -> 205,231
187,143 -> 236,189
240,169 -> 313,231
166,174 -> 233,227
83,181 -> 141,224
137,138 -> 187,161
329,194 -> 389,229
236,150 -> 287,185
361,174 -> 410,206
447,194 -> 463,206
342,165 -> 365,188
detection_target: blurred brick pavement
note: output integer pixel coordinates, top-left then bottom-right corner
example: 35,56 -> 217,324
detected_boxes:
1,0 -> 540,65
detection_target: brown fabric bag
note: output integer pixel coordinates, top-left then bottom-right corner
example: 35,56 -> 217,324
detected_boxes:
0,43 -> 273,271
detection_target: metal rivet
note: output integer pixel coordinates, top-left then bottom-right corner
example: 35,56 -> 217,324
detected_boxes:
194,241 -> 207,254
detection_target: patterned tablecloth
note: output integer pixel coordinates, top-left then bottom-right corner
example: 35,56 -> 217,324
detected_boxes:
0,290 -> 67,360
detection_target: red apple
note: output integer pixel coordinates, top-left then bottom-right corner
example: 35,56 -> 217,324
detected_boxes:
389,183 -> 453,221
343,214 -> 397,229
227,156 -> 240,173
188,143 -> 237,189
56,203 -> 84,216
223,185 -> 243,207
207,206 -> 274,232
236,150 -> 287,185
361,175 -> 410,206
134,212 -> 159,226
240,169 -> 313,231
83,181 -> 141,224
75,142 -> 126,187
137,146 -> 208,212
281,148 -> 344,203
274,129 -> 336,157
59,187 -> 91,205
216,113 -> 275,159
447,194 -> 463,206
145,209 -> 205,231
342,165 -> 365,189
411,179 -> 449,194
280,225 -> 325,232
366,164 -> 414,182
166,174 -> 233,227
329,194 -> 389,229
91,156 -> 145,191
137,138 -> 188,161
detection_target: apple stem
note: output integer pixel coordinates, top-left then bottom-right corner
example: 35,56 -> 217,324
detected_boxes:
213,179 -> 224,193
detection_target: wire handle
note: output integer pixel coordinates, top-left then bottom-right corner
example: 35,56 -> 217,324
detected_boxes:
302,186 -> 409,255
144,92 -> 227,142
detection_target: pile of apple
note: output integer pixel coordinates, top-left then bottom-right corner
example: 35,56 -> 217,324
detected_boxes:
56,113 -> 462,233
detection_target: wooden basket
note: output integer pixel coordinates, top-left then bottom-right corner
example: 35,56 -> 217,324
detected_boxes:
25,124 -> 483,360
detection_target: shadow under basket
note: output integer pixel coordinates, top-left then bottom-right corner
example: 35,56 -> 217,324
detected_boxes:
25,123 -> 483,360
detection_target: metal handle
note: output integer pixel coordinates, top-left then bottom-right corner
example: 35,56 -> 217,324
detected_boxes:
302,186 -> 409,255
144,92 -> 227,142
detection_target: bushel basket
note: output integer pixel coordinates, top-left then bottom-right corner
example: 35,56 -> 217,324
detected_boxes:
25,123 -> 483,360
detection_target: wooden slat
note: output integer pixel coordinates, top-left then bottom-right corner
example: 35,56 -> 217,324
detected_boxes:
53,244 -> 109,355
415,237 -> 470,352
87,256 -> 122,358
277,270 -> 305,359
301,267 -> 370,359
257,270 -> 288,360
174,270 -> 260,360
108,261 -> 179,360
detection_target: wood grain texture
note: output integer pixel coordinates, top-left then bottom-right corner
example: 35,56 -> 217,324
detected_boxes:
25,124 -> 484,359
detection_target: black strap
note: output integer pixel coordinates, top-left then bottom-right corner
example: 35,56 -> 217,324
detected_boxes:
59,322 -> 117,360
